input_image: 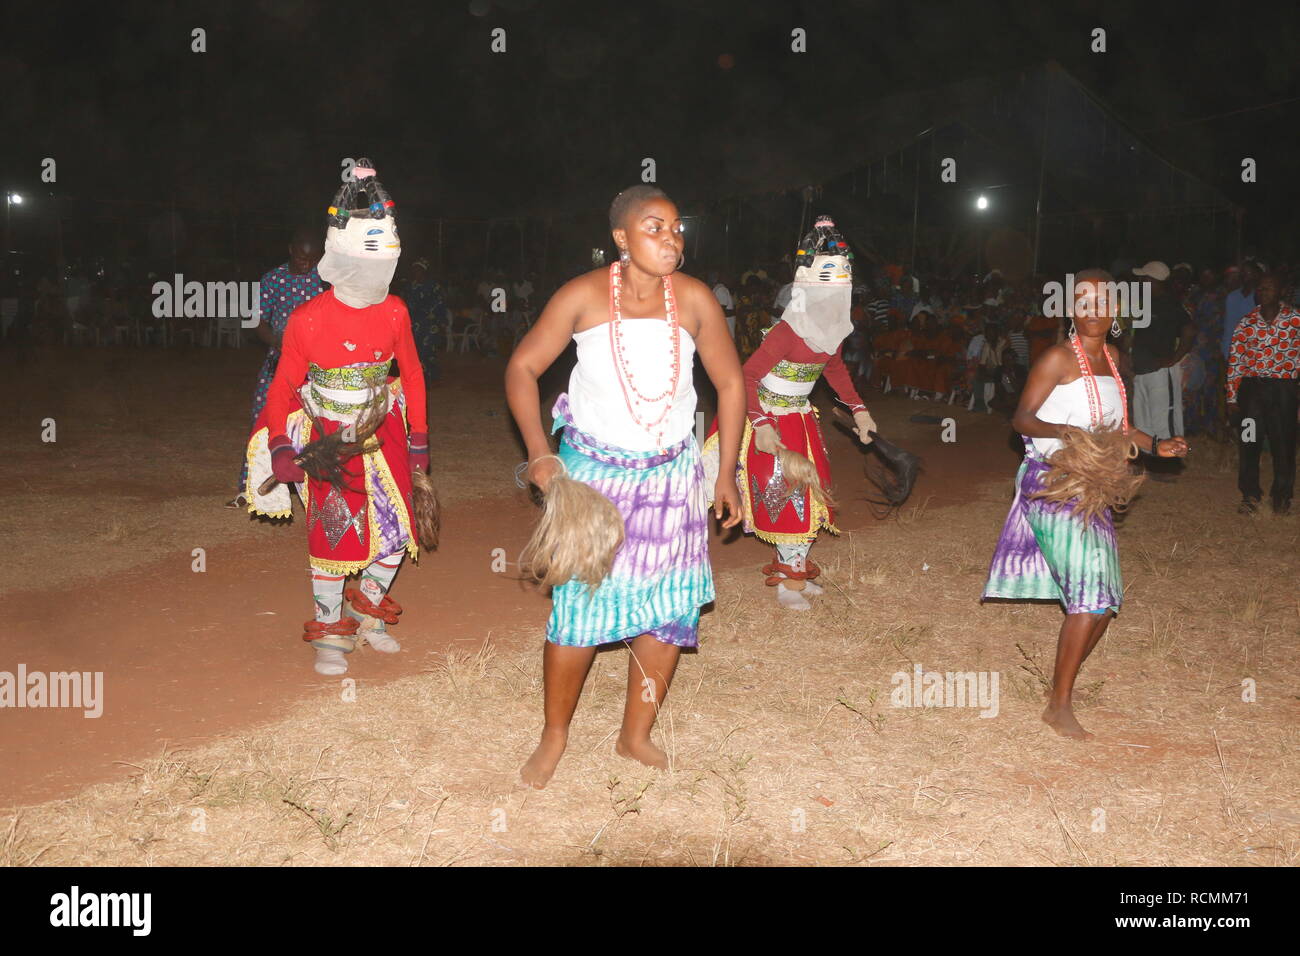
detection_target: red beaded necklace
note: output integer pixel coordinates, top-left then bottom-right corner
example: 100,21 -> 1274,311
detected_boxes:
607,261 -> 682,449
1069,333 -> 1129,430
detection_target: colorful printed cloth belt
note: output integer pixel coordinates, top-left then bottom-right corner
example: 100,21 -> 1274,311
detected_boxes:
552,393 -> 691,469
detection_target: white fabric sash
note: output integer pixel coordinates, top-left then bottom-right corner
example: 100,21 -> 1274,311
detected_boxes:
759,372 -> 816,396
299,382 -> 392,425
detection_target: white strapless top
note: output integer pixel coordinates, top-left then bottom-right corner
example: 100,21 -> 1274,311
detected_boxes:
1032,376 -> 1123,457
568,319 -> 698,451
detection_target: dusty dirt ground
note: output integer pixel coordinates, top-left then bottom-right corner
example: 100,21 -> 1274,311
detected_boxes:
1,345 -> 1296,866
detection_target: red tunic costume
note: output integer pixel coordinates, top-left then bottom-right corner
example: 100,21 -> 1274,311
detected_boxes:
705,320 -> 867,544
245,289 -> 427,575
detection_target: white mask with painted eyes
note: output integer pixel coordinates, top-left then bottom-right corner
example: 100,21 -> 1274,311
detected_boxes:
795,254 -> 851,285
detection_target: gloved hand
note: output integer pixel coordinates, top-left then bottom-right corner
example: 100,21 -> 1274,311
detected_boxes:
409,431 -> 429,473
269,435 -> 306,483
753,422 -> 785,456
852,409 -> 877,446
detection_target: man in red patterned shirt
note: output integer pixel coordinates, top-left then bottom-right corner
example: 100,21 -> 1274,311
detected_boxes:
1226,273 -> 1300,515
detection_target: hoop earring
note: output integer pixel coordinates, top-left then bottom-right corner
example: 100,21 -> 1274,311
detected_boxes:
676,250 -> 686,271
1110,318 -> 1123,337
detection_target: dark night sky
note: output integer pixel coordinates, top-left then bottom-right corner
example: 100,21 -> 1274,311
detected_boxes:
4,0 -> 1298,246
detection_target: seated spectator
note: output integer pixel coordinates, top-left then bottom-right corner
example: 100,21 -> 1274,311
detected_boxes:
989,348 -> 1028,417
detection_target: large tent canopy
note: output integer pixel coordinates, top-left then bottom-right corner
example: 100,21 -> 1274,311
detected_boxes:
678,62 -> 1242,279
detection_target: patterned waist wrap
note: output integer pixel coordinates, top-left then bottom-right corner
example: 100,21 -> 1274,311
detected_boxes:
304,360 -> 392,422
757,359 -> 827,412
244,362 -> 417,575
982,437 -> 1122,614
545,393 -> 714,649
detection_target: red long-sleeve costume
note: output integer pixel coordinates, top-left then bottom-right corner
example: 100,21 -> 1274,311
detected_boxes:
265,290 -> 427,439
708,320 -> 867,545
246,289 -> 427,574
742,321 -> 865,421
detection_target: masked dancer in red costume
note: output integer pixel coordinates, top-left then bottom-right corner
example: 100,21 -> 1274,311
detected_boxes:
704,216 -> 877,610
245,159 -> 428,676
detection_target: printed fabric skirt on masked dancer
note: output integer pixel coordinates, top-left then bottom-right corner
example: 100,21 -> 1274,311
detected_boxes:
244,159 -> 435,676
704,216 -> 877,610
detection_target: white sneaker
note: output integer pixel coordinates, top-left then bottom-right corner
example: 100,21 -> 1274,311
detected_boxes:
346,607 -> 401,653
362,624 -> 401,653
314,647 -> 348,676
776,582 -> 811,611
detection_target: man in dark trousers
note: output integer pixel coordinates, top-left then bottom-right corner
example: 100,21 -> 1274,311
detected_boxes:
1227,273 -> 1300,515
1130,261 -> 1196,479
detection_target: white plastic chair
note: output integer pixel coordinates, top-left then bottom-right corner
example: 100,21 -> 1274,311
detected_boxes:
66,322 -> 100,346
169,323 -> 196,347
0,299 -> 16,339
458,320 -> 482,353
443,317 -> 465,352
112,318 -> 140,346
211,317 -> 242,347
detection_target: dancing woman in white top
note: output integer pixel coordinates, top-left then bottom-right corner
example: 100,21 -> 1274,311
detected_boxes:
984,270 -> 1188,739
505,186 -> 745,788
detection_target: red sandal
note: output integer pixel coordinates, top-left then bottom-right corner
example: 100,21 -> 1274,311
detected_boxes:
344,587 -> 403,624
761,559 -> 821,587
302,617 -> 360,643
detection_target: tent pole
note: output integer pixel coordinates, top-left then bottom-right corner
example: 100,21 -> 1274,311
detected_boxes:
910,136 -> 921,270
1032,87 -> 1050,276
724,205 -> 731,276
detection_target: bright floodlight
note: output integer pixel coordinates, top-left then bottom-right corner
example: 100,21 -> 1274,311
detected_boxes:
7,193 -> 21,204
975,195 -> 989,210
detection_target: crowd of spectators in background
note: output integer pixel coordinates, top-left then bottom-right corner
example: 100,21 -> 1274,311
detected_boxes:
709,254 -> 1298,513
5,241 -> 1295,513
709,256 -> 1297,437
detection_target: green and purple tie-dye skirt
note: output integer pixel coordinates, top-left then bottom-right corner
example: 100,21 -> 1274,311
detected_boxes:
982,438 -> 1122,615
546,394 -> 715,648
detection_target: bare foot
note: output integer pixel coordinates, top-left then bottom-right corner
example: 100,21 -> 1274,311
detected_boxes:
519,729 -> 568,789
1042,703 -> 1094,740
615,733 -> 669,770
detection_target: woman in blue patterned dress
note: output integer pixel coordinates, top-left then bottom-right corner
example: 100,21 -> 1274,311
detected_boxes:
228,228 -> 324,507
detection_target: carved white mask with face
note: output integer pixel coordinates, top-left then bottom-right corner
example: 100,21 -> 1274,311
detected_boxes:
796,254 -> 852,285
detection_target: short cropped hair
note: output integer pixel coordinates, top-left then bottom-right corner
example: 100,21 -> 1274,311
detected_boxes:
609,185 -> 670,231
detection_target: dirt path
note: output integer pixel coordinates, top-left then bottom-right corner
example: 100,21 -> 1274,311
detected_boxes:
2,346 -> 1012,807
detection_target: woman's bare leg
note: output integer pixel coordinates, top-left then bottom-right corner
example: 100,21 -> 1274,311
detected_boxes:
615,633 -> 681,769
519,641 -> 598,789
1042,610 -> 1113,740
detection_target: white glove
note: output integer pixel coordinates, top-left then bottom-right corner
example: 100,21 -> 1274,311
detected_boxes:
752,422 -> 785,456
852,409 -> 877,446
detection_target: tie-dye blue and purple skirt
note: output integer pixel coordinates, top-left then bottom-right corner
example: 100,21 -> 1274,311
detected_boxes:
982,438 -> 1122,615
545,394 -> 715,648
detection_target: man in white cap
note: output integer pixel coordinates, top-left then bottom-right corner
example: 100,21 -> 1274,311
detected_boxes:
1130,261 -> 1195,476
